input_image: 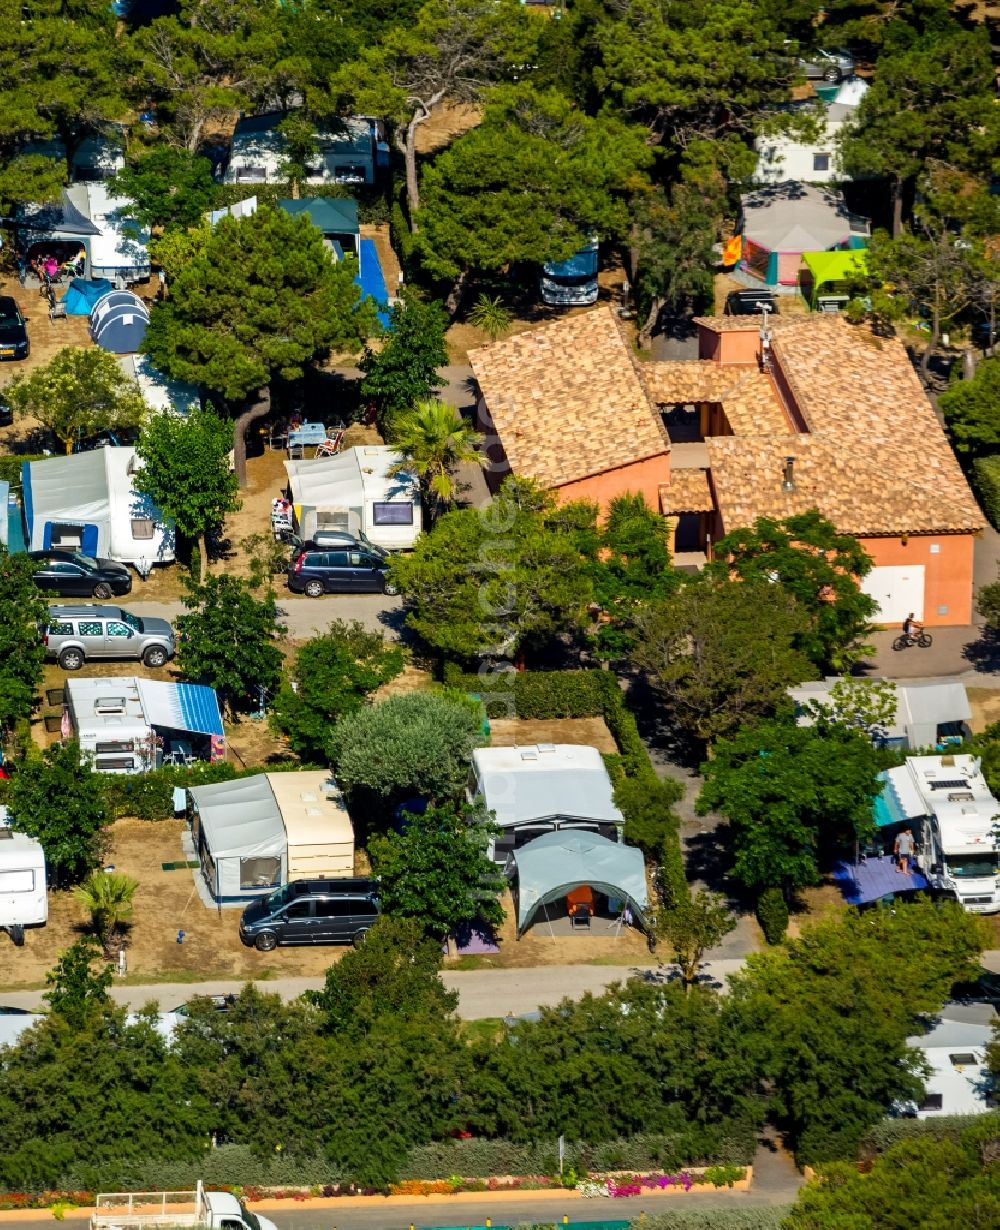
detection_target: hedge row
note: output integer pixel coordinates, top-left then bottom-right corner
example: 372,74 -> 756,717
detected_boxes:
632,1212 -> 790,1230
44,1131 -> 755,1193
0,455 -> 45,494
99,760 -> 305,821
212,181 -> 392,226
862,1111 -> 1000,1157
973,455 -> 1000,531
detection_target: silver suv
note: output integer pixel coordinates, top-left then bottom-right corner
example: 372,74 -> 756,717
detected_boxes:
44,605 -> 176,671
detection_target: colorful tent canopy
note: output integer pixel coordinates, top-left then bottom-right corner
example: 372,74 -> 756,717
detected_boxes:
802,250 -> 869,306
61,277 -> 113,315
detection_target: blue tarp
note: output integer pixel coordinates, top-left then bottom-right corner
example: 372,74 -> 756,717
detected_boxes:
61,277 -> 113,315
356,237 -> 390,328
831,857 -> 930,906
136,679 -> 224,737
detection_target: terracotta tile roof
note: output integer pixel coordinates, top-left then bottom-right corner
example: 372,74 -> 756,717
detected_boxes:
716,370 -> 791,437
706,434 -> 982,536
694,314 -> 801,333
644,362 -> 790,437
468,307 -> 668,489
660,471 -> 714,515
643,362 -> 736,404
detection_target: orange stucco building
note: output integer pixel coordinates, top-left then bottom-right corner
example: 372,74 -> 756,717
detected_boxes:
469,306 -> 983,626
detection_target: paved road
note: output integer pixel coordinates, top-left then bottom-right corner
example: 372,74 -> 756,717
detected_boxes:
128,597 -> 404,642
0,961 -> 752,1017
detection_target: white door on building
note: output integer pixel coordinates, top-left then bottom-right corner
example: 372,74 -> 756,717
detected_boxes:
862,565 -> 925,623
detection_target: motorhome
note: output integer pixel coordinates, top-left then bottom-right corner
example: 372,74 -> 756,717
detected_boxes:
0,807 -> 47,946
540,238 -> 599,307
880,754 -> 1000,913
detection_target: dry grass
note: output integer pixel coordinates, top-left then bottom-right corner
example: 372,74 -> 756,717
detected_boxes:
413,102 -> 483,155
488,717 -> 618,754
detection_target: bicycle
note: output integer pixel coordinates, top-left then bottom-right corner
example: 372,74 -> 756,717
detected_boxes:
892,629 -> 933,651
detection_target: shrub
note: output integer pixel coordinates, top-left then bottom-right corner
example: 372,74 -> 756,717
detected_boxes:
632,1212 -> 789,1230
756,887 -> 789,945
0,455 -> 45,493
440,667 -> 605,720
862,1112 -> 1000,1158
98,761 -> 303,821
974,455 -> 1000,530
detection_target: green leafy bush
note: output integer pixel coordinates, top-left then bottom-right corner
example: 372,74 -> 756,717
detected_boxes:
973,455 -> 1000,530
756,887 -> 789,945
0,455 -> 45,493
441,667 -> 605,719
98,761 -> 303,821
633,1211 -> 789,1229
862,1112 -> 1000,1157
212,181 -> 391,225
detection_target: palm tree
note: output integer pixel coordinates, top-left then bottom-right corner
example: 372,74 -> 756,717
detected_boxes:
389,399 -> 486,520
73,870 -> 139,957
470,294 -> 513,343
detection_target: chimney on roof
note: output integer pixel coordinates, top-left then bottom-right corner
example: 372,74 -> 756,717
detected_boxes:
782,455 -> 796,492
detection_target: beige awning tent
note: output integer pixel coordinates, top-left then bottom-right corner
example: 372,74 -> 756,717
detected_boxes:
265,771 -> 354,879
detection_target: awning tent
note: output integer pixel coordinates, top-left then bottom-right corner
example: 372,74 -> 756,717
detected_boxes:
61,277 -> 114,315
801,250 -> 868,307
90,290 -> 149,353
189,776 -> 286,903
509,830 -> 648,935
119,354 -> 200,416
22,448 -> 112,557
14,190 -> 102,239
136,679 -> 224,738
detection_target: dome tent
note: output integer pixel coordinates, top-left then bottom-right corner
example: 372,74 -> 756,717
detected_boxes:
89,290 -> 149,354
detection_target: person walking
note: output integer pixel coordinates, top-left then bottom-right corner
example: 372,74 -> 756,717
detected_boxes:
895,827 -> 915,876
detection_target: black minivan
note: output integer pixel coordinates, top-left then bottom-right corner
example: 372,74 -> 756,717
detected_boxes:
287,546 -> 398,597
238,878 -> 380,951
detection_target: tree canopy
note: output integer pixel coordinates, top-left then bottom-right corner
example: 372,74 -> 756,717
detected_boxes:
0,546 -> 49,732
697,717 -> 881,893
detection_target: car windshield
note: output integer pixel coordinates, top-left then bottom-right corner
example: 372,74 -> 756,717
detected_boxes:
265,883 -> 295,911
72,554 -> 99,571
947,854 -> 999,879
119,611 -> 142,631
240,1205 -> 260,1230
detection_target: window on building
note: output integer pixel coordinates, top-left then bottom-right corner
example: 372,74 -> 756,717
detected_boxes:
813,153 -> 831,172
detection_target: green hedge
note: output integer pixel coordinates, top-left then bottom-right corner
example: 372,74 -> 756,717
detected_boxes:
212,181 -> 391,226
46,1132 -> 756,1192
632,1213 -> 790,1230
442,666 -> 606,720
973,456 -> 1000,530
98,760 -> 305,820
0,454 -> 45,494
862,1111 -> 1000,1157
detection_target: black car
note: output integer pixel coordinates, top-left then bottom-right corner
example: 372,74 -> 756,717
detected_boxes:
725,289 -> 779,317
0,395 -> 12,427
0,295 -> 29,361
29,550 -> 132,598
287,545 -> 398,597
239,879 -> 381,951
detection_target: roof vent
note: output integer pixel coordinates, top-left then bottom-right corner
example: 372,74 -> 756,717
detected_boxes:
782,456 -> 796,492
94,697 -> 126,714
537,743 -> 557,754
520,748 -> 539,761
300,793 -> 317,803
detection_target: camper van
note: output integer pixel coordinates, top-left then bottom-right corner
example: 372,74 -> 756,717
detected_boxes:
0,808 -> 47,946
540,239 -> 600,307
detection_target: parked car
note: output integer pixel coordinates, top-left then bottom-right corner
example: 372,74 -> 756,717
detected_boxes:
287,545 -> 398,597
0,394 -> 12,427
798,47 -> 854,83
29,550 -> 132,598
171,994 -> 237,1017
44,604 -> 175,670
0,295 -> 29,361
725,289 -> 779,316
239,878 -> 381,951
295,528 -> 387,557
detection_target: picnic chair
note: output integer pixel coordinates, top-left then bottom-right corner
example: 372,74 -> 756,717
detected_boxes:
47,287 -> 67,323
315,429 -> 345,458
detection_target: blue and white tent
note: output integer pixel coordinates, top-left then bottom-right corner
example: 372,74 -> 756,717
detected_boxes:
90,290 -> 149,353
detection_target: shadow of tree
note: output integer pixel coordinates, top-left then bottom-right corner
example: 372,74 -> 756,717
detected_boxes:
962,627 -> 1000,672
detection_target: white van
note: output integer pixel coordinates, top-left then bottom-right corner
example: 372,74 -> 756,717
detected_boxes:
0,809 -> 47,946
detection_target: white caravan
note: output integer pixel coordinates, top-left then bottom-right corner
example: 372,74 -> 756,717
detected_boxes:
0,807 -> 47,946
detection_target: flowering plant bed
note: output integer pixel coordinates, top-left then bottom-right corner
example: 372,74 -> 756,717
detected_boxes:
578,1167 -> 748,1197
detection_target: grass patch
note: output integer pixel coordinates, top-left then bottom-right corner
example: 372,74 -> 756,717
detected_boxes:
460,1017 -> 506,1046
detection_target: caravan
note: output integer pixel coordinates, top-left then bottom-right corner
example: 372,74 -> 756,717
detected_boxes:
0,808 -> 47,947
284,446 -> 421,551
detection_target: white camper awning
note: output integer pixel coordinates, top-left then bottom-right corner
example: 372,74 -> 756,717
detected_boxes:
188,776 -> 284,860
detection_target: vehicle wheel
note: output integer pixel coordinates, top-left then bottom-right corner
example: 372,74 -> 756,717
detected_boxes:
254,932 -> 278,952
892,635 -> 908,652
58,647 -> 85,670
823,67 -> 842,83
382,579 -> 399,596
918,632 -> 933,648
352,928 -> 370,947
143,645 -> 168,668
7,924 -> 24,947
92,582 -> 112,599
303,580 -> 325,598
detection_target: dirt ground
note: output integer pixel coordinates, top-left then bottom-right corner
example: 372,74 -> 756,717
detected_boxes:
488,717 -> 617,753
413,102 -> 482,155
965,688 -> 1000,735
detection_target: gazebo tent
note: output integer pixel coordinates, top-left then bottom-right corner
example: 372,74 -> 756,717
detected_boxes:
801,250 -> 869,308
189,776 -> 286,903
740,182 -> 869,286
509,830 -> 648,936
90,290 -> 149,353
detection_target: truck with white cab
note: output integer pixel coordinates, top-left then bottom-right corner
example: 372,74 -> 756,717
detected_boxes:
91,1183 -> 277,1230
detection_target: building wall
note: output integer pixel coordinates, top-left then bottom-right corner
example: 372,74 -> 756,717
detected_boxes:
698,324 -> 761,366
554,453 -> 671,515
859,534 -> 976,626
754,119 -> 847,185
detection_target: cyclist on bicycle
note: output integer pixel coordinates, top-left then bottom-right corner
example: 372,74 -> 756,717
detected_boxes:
902,612 -> 924,641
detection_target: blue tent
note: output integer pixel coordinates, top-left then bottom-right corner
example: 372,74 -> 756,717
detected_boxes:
61,277 -> 114,316
90,290 -> 149,353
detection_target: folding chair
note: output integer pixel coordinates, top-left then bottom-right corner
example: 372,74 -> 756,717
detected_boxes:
315,429 -> 345,458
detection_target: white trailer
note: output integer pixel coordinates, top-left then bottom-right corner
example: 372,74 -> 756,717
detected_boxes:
92,1182 -> 278,1230
0,808 -> 47,946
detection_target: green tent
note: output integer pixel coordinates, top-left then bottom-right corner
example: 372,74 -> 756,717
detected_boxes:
802,249 -> 868,308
